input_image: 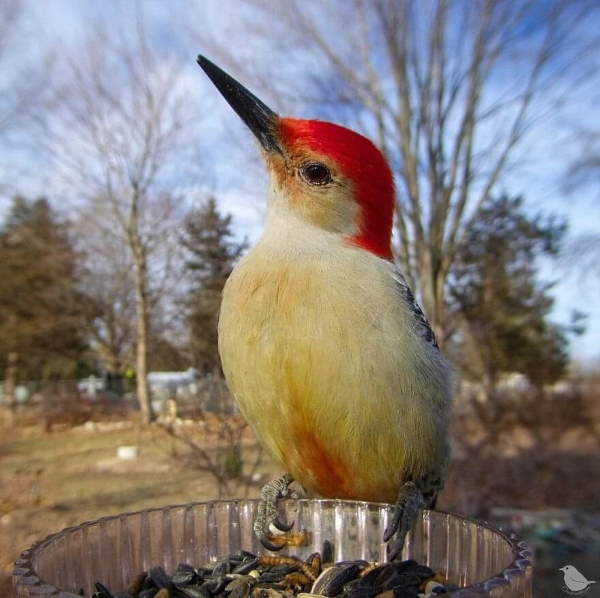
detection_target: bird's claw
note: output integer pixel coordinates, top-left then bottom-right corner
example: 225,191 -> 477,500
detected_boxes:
272,516 -> 295,533
254,473 -> 295,551
385,481 -> 424,561
257,533 -> 285,552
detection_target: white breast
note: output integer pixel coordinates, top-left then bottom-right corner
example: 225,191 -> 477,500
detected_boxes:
218,208 -> 451,499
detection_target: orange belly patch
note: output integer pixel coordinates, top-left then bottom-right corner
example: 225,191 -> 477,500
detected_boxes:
278,369 -> 353,498
286,425 -> 356,498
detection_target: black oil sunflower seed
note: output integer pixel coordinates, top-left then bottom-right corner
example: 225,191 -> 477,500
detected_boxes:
176,587 -> 211,598
376,564 -> 421,591
346,586 -> 376,598
149,566 -> 175,589
173,569 -> 198,586
92,550 -> 447,598
93,582 -> 115,598
227,580 -> 254,598
311,564 -> 360,596
412,564 -> 435,579
336,559 -> 368,569
358,565 -> 386,586
321,540 -> 334,564
212,560 -> 231,577
201,575 -> 228,595
232,558 -> 260,575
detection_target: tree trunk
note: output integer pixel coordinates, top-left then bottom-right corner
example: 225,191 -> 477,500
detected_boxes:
419,249 -> 446,345
3,351 -> 18,423
133,243 -> 154,424
433,268 -> 448,345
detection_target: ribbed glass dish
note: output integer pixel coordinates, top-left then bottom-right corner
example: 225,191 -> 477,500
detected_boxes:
13,499 -> 532,597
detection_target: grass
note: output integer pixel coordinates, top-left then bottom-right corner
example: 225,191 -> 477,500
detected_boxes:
0,419 -> 280,596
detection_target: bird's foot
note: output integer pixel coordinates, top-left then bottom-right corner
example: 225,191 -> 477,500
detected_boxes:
383,481 -> 424,561
254,473 -> 295,551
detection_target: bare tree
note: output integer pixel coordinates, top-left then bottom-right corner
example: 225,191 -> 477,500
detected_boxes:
0,1 -> 39,137
155,374 -> 265,498
562,128 -> 600,282
0,0 -> 53,194
228,0 -> 598,342
446,382 -> 598,516
51,19 -> 197,422
565,129 -> 600,192
75,212 -> 136,380
0,0 -> 24,140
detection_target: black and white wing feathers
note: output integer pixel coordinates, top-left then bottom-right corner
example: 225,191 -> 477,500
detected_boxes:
391,267 -> 439,350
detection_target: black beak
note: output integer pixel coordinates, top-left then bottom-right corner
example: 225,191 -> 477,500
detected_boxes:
197,55 -> 281,153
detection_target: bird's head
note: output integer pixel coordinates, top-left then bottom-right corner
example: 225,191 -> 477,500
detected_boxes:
198,55 -> 395,260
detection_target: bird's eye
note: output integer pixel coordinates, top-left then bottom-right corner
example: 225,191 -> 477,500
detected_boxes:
300,162 -> 332,186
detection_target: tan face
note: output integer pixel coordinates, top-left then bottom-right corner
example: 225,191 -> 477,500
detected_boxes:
197,57 -> 393,258
265,148 -> 360,236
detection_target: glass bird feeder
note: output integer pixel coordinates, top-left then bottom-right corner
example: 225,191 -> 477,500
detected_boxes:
13,499 -> 533,597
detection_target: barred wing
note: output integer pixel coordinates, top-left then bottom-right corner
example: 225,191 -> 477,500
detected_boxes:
391,267 -> 439,350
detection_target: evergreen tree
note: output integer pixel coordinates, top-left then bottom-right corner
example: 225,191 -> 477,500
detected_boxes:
0,197 -> 90,403
450,195 -> 579,389
182,198 -> 247,373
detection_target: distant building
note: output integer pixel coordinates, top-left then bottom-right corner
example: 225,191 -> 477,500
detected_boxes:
0,383 -> 30,404
147,368 -> 200,413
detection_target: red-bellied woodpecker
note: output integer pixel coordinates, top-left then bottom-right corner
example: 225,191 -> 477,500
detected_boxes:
197,55 -> 452,559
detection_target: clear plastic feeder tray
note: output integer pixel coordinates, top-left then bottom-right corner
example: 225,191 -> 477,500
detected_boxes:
13,499 -> 533,597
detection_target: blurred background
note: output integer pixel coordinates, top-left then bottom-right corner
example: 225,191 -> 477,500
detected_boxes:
0,1 -> 599,596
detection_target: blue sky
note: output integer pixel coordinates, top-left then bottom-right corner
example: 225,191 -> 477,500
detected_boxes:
2,0 -> 599,364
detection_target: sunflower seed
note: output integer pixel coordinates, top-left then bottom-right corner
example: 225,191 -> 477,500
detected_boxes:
311,564 -> 360,597
233,559 -> 261,575
149,567 -> 174,589
93,582 -> 115,598
92,548 -> 446,598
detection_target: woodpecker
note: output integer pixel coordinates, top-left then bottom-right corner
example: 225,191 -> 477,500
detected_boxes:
197,55 -> 452,558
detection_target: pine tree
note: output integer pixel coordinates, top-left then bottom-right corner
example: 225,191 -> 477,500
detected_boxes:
0,197 -> 90,406
450,195 -> 578,389
182,198 -> 247,373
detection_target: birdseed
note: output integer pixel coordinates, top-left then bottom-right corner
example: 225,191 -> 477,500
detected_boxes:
91,546 -> 456,598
